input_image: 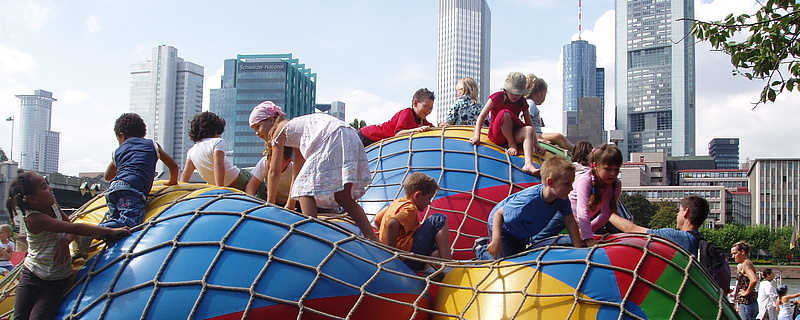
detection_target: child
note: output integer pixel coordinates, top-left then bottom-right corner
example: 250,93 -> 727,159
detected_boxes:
439,77 -> 489,127
247,102 -> 296,207
526,74 -> 575,153
358,88 -> 434,146
7,171 -> 130,320
0,224 -> 15,275
179,112 -> 263,196
569,143 -> 622,247
102,113 -> 179,228
248,102 -> 379,241
374,172 -> 452,271
470,72 -> 544,175
474,156 -> 582,260
776,284 -> 799,320
571,140 -> 594,175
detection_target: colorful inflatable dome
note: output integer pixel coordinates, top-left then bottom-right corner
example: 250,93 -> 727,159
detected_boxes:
0,126 -> 735,319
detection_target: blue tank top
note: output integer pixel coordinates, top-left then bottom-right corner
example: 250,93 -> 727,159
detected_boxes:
113,137 -> 158,194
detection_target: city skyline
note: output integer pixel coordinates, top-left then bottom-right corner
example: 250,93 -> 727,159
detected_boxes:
0,0 -> 797,176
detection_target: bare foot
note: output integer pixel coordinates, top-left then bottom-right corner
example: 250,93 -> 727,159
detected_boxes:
522,163 -> 540,176
506,147 -> 519,156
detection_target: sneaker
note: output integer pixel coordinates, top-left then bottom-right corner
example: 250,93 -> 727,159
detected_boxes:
473,237 -> 489,252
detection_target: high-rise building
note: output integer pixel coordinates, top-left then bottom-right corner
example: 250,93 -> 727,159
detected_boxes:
209,53 -> 316,168
436,0 -> 491,124
709,138 -> 739,169
747,158 -> 800,229
15,89 -> 60,173
316,101 -> 345,121
615,0 -> 696,160
130,45 -> 204,172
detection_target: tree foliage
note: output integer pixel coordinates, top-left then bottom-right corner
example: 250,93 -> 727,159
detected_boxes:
349,119 -> 367,129
620,193 -> 656,227
0,148 -> 6,162
701,224 -> 795,260
690,0 -> 800,105
770,238 -> 792,263
649,201 -> 678,229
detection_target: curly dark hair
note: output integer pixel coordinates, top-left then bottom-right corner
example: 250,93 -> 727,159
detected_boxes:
189,111 -> 226,142
114,113 -> 147,138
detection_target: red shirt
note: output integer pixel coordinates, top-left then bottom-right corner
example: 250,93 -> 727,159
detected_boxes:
360,108 -> 432,141
488,91 -> 527,120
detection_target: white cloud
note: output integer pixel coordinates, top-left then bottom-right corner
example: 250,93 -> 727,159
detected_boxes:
86,15 -> 103,33
0,46 -> 36,76
0,0 -> 57,31
203,65 -> 224,111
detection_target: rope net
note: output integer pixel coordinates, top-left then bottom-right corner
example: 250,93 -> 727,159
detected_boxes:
0,126 -> 736,319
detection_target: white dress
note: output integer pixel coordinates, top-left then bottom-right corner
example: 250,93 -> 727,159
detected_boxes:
778,301 -> 793,320
275,114 -> 371,209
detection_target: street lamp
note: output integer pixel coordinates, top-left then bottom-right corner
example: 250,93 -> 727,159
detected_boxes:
4,116 -> 12,162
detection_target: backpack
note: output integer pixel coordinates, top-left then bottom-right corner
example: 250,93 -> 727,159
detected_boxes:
690,231 -> 731,290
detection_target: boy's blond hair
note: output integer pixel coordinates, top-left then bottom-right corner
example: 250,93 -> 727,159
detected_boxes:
539,156 -> 575,182
403,172 -> 439,197
0,224 -> 12,235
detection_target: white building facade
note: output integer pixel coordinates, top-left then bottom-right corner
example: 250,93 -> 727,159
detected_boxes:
435,0 -> 491,124
748,158 -> 800,229
130,45 -> 204,172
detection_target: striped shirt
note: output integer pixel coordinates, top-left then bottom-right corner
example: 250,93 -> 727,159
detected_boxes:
22,209 -> 72,281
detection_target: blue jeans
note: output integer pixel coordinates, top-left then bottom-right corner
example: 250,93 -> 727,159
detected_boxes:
101,180 -> 147,228
738,301 -> 758,320
405,213 -> 447,270
474,228 -> 527,260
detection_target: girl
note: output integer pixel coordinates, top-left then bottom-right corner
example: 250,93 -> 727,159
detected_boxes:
569,143 -> 622,247
732,241 -> 759,320
8,171 -> 129,320
757,268 -> 778,320
470,71 -> 544,175
439,77 -> 488,127
179,112 -> 264,197
0,224 -> 15,275
248,101 -> 379,241
525,74 -> 574,153
776,284 -> 799,320
571,140 -> 594,176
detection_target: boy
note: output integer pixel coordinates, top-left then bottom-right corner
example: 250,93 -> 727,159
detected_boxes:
246,146 -> 294,207
0,224 -> 15,275
358,88 -> 435,146
474,156 -> 583,260
102,113 -> 179,228
374,172 -> 452,271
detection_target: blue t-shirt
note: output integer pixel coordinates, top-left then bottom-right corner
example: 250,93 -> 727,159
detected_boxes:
113,137 -> 158,194
489,184 -> 573,240
647,228 -> 699,254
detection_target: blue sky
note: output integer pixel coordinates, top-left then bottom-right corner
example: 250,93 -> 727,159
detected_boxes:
0,0 -> 797,176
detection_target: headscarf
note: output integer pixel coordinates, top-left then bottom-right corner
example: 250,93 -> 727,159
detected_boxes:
249,101 -> 286,126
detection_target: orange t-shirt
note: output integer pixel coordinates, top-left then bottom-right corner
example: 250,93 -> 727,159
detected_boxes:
374,198 -> 420,251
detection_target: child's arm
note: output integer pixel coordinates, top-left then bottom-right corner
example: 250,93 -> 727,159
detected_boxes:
245,176 -> 262,196
395,126 -> 430,136
180,159 -> 195,182
589,182 -> 622,232
104,161 -> 117,182
470,100 -> 493,145
385,218 -> 401,247
572,175 -> 597,241
563,214 -> 589,247
607,214 -> 647,233
157,143 -> 180,186
26,212 -> 130,239
487,208 -> 504,257
266,126 -> 288,204
212,150 -> 227,187
520,107 -> 545,154
393,109 -> 430,137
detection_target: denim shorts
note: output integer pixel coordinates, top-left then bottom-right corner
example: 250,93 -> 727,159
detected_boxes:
101,180 -> 147,228
405,213 -> 447,270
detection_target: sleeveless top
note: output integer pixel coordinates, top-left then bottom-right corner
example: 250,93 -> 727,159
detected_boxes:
23,209 -> 73,281
735,268 -> 758,305
113,137 -> 159,194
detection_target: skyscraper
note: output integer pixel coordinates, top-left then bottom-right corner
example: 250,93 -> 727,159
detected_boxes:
209,53 -> 316,168
562,39 -> 605,145
130,45 -> 204,171
15,89 -> 60,173
436,0 -> 491,124
709,138 -> 739,169
316,101 -> 346,121
615,0 -> 696,160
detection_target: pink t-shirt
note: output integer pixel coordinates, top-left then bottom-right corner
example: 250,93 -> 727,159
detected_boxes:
569,170 -> 622,240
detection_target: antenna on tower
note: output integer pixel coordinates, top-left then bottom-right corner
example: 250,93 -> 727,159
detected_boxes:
578,0 -> 582,40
